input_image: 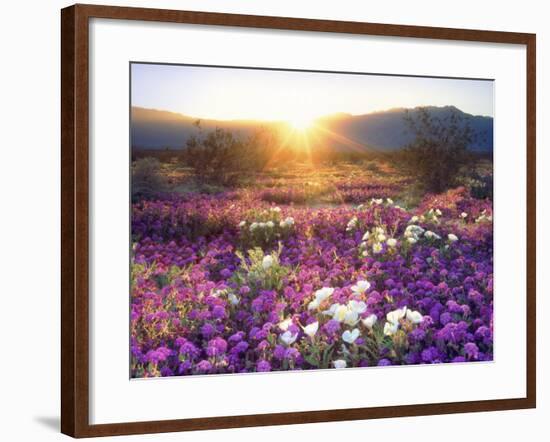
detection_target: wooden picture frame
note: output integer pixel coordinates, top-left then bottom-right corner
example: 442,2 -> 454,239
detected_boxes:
61,3 -> 536,437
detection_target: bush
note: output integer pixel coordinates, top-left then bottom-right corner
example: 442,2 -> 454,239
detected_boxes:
181,122 -> 271,186
399,107 -> 474,193
131,157 -> 167,202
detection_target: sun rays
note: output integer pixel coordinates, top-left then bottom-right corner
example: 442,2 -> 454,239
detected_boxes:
259,116 -> 374,172
287,115 -> 316,131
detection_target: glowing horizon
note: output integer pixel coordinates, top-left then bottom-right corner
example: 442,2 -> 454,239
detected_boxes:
131,63 -> 494,122
134,104 -> 486,125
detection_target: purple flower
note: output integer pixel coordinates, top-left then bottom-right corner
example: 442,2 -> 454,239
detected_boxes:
273,345 -> 286,360
256,360 -> 272,372
200,323 -> 216,339
421,346 -> 439,363
220,268 -> 232,278
440,312 -> 452,325
323,319 -> 341,336
206,337 -> 227,357
230,341 -> 249,355
408,327 -> 426,343
212,305 -> 227,320
239,285 -> 251,295
464,342 -> 480,360
196,360 -> 212,373
179,341 -> 199,358
228,332 -> 244,344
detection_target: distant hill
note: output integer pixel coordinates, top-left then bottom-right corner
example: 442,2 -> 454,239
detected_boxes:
131,105 -> 493,152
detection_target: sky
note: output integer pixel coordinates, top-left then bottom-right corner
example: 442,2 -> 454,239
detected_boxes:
131,63 -> 494,122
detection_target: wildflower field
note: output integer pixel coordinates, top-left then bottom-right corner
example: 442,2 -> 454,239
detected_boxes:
130,160 -> 493,377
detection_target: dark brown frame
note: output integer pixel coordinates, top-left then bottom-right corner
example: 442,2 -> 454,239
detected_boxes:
61,3 -> 536,438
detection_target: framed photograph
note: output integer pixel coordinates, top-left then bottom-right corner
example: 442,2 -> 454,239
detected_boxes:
61,4 -> 536,438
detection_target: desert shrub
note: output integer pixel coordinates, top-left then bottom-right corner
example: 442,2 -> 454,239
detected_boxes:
181,122 -> 271,186
398,107 -> 474,193
132,157 -> 167,202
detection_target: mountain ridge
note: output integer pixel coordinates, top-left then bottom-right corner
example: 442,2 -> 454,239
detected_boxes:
131,105 -> 493,152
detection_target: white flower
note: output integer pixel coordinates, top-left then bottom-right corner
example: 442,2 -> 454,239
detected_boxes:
228,293 -> 240,306
270,206 -> 281,213
362,314 -> 377,329
386,198 -> 394,205
280,330 -> 298,346
344,310 -> 360,326
406,310 -> 423,324
407,237 -> 417,244
342,328 -> 360,344
279,216 -> 294,229
384,321 -> 399,336
386,306 -> 407,325
435,209 -> 442,216
333,359 -> 347,369
315,287 -> 335,303
372,242 -> 383,254
362,231 -> 370,241
303,321 -> 319,338
322,303 -> 338,317
280,217 -> 295,228
351,280 -> 371,295
262,255 -> 274,270
346,217 -> 358,231
266,221 -> 274,228
249,222 -> 259,231
361,250 -> 369,257
278,318 -> 292,331
332,304 -> 349,322
377,233 -> 387,242
387,238 -> 397,248
348,300 -> 367,314
307,299 -> 320,310
372,198 -> 383,205
409,215 -> 419,223
404,224 -> 424,239
258,222 -> 266,228
424,230 -> 441,240
238,221 -> 246,228
356,204 -> 364,210
448,233 -> 459,242
460,212 -> 468,218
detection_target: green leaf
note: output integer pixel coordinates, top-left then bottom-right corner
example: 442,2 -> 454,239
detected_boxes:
303,354 -> 319,367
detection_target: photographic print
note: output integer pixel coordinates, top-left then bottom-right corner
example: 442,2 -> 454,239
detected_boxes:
130,63 -> 494,378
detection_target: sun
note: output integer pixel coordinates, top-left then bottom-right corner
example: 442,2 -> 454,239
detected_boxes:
288,115 -> 315,131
